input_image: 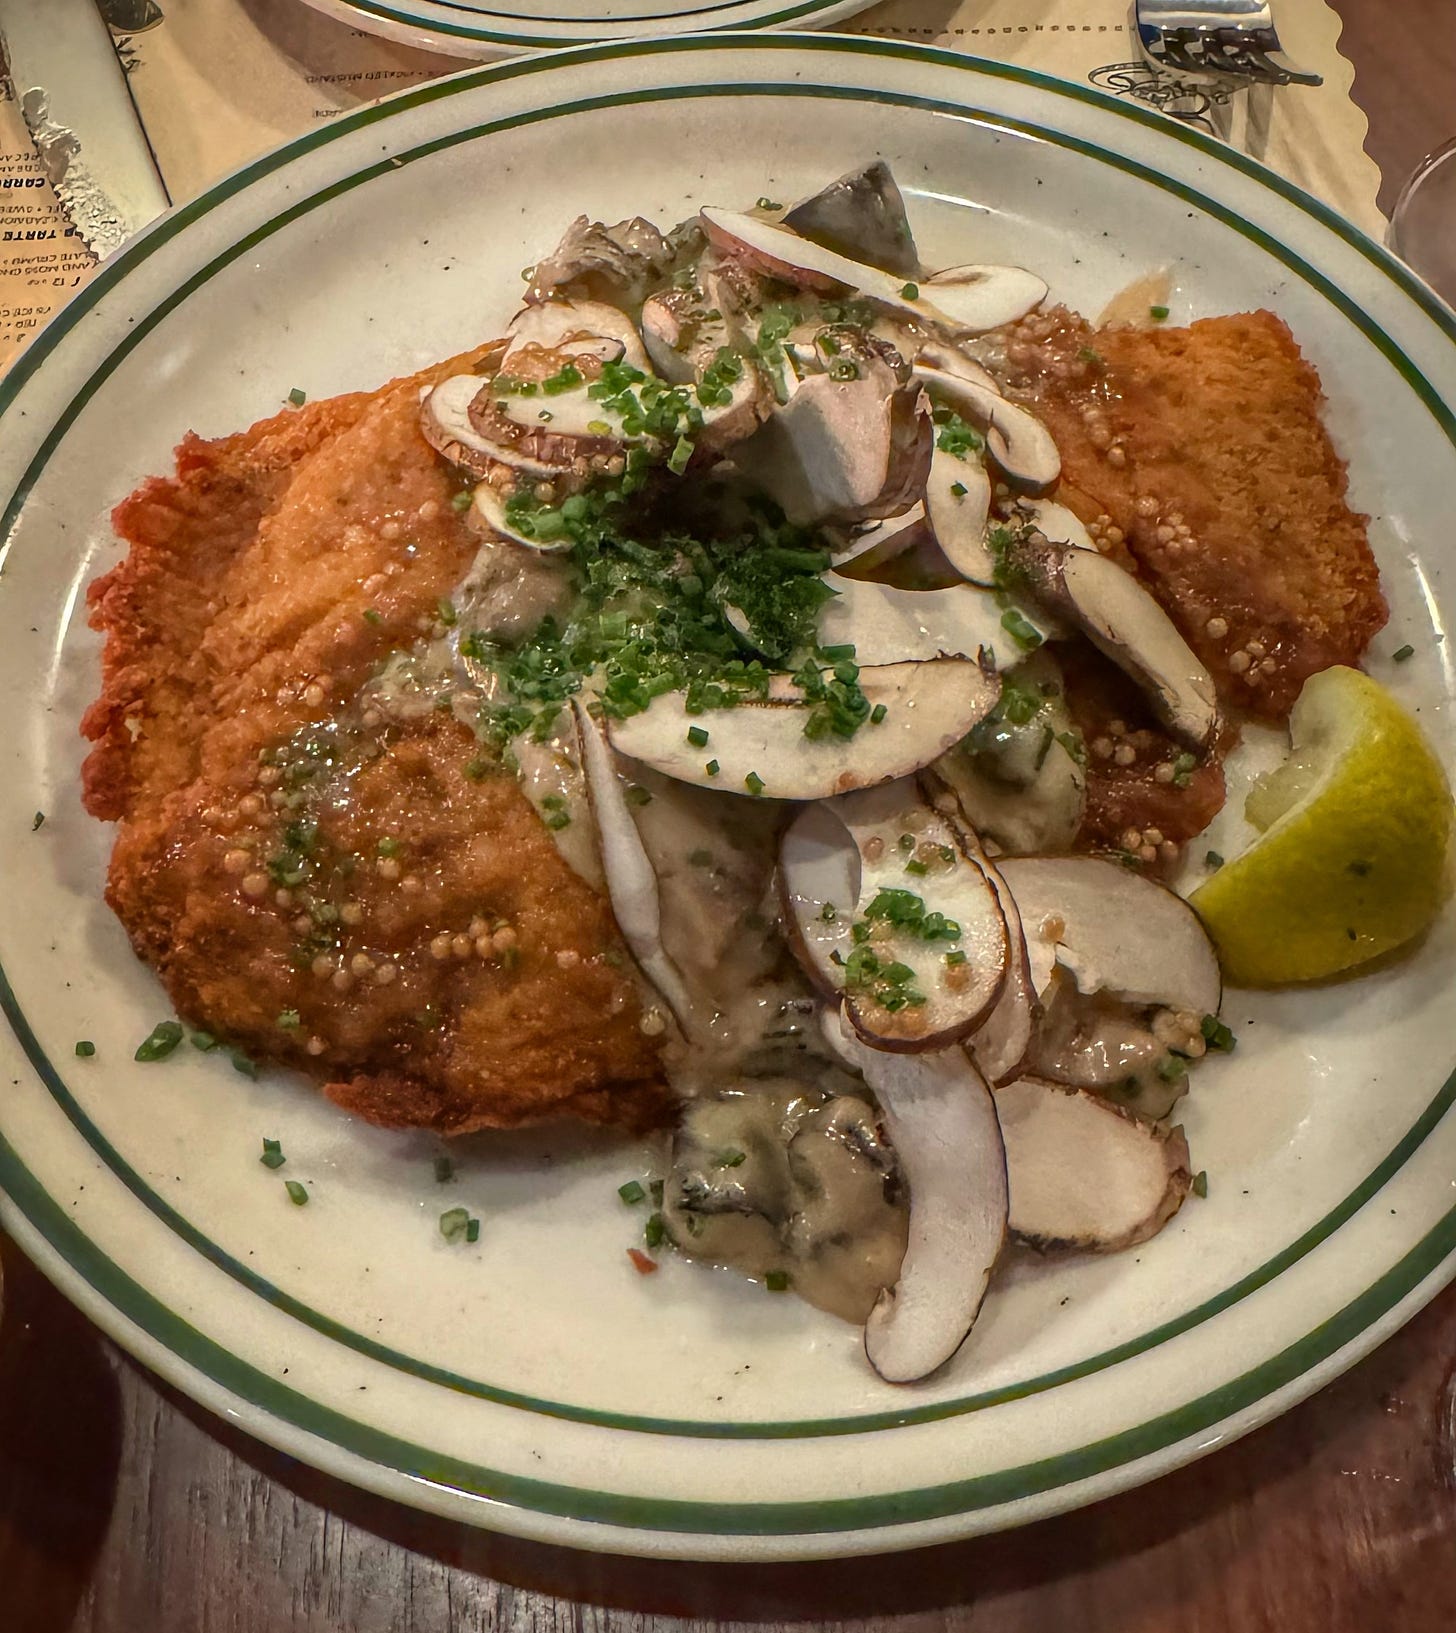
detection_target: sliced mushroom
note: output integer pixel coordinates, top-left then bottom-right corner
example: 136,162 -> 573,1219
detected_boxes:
829,504 -> 932,575
503,298 -> 652,374
524,214 -> 678,308
572,699 -> 695,1033
779,801 -> 859,998
738,359 -> 900,524
914,340 -> 1001,394
963,852 -> 1039,1086
605,658 -> 1001,800
929,651 -> 1087,856
420,374 -> 570,480
814,572 -> 1028,670
1005,533 -> 1219,750
700,209 -> 1046,337
827,782 -> 1009,1053
911,364 -> 1061,492
1025,973 -> 1173,1092
781,160 -> 920,279
470,482 -> 573,554
490,380 -> 652,447
822,1009 -> 1008,1383
996,855 -> 1221,1016
924,442 -> 995,584
994,1077 -> 1192,1251
1017,497 -> 1095,553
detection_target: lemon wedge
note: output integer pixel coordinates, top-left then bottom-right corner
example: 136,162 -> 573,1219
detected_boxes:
1190,666 -> 1452,985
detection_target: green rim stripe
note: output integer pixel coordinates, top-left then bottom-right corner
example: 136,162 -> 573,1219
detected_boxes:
1,34 -> 1454,1519
329,0 -> 854,48
4,1121 -> 1455,1535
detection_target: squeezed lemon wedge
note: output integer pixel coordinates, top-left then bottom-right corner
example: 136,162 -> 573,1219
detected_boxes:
1190,666 -> 1452,985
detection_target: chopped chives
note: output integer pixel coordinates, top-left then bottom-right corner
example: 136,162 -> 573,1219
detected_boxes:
190,1030 -> 219,1052
31,811 -> 44,831
1192,1170 -> 1209,1198
643,1212 -> 667,1249
287,387 -> 307,407
899,282 -> 919,301
744,771 -> 765,796
434,1155 -> 454,1183
764,1270 -> 791,1292
439,1205 -> 471,1241
713,1149 -> 746,1169
465,1217 -> 481,1243
705,759 -> 720,777
277,1009 -> 301,1031
1205,850 -> 1224,870
618,1179 -> 647,1205
230,1051 -> 259,1079
260,1138 -> 286,1170
362,608 -> 383,626
1393,643 -> 1415,662
284,1180 -> 309,1206
686,725 -> 710,748
74,1040 -> 95,1058
870,703 -> 888,724
134,1021 -> 184,1062
1201,1014 -> 1237,1052
756,197 -> 781,211
1149,305 -> 1170,321
451,489 -> 473,513
905,859 -> 928,876
625,783 -> 652,806
377,837 -> 402,857
649,1178 -> 665,1208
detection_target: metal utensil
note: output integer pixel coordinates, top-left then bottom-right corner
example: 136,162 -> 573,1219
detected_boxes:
0,0 -> 170,259
1134,0 -> 1323,89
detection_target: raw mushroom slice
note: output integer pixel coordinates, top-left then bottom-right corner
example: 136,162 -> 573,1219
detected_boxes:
829,504 -> 932,575
995,1077 -> 1192,1251
781,159 -> 920,279
492,381 -> 654,447
502,298 -> 651,374
822,1010 -> 1008,1383
471,482 -> 573,554
996,855 -> 1222,1016
828,782 -> 1008,1052
915,341 -> 1001,394
740,359 -> 901,524
700,209 -> 1046,336
1025,974 -> 1174,1094
420,375 -> 571,481
1005,533 -> 1220,750
925,443 -> 995,585
605,658 -> 1001,800
928,650 -> 1087,856
1017,497 -> 1096,553
962,851 -> 1038,1086
815,572 -> 1038,671
911,364 -> 1061,492
778,801 -> 860,997
572,700 -> 696,1034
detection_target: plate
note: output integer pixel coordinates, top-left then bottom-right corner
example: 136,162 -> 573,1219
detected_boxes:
298,0 -> 875,56
2,34 -> 1455,1562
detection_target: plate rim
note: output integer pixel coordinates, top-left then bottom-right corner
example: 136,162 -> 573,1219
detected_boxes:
299,0 -> 878,52
3,30 -> 1456,1554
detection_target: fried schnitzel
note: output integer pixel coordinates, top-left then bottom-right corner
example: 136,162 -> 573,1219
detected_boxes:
1005,307 -> 1387,721
83,357 -> 669,1134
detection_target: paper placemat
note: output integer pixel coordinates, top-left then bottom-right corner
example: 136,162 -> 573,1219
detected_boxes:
0,0 -> 1382,375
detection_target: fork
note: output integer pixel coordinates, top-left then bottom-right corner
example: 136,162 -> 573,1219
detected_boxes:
1134,0 -> 1323,89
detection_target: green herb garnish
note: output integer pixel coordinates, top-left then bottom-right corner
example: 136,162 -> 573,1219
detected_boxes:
135,1021 -> 184,1062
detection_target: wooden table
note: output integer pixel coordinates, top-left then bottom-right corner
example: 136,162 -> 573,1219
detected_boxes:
4,3 -> 1455,1626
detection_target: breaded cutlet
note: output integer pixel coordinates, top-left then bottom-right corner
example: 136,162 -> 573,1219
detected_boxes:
1005,307 -> 1387,721
83,358 -> 669,1134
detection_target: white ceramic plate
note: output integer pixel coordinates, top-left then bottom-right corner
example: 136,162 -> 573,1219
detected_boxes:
299,0 -> 873,56
2,34 -> 1455,1563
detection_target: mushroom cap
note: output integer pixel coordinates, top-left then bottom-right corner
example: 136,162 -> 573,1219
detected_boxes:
994,1076 -> 1192,1252
822,1009 -> 1009,1384
996,854 -> 1222,1017
606,659 -> 1001,801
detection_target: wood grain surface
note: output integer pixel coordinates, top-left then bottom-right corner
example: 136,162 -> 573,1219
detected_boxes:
4,1 -> 1455,1626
